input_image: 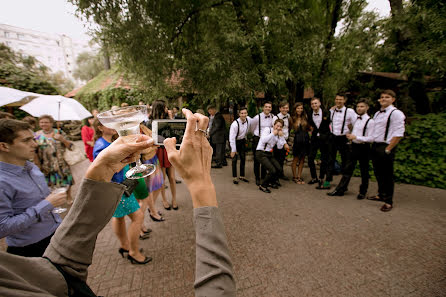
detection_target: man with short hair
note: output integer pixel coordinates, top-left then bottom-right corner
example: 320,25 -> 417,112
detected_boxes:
208,105 -> 227,168
229,107 -> 250,184
249,101 -> 273,185
368,90 -> 405,212
308,97 -> 332,188
173,106 -> 183,119
272,101 -> 290,179
328,99 -> 375,197
320,94 -> 357,190
0,119 -> 66,257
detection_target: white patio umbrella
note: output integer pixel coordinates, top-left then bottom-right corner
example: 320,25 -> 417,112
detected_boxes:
19,95 -> 92,121
0,86 -> 40,107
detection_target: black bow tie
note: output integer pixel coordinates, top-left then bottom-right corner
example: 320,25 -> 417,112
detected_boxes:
265,115 -> 271,118
335,109 -> 342,112
314,113 -> 319,116
282,115 -> 288,119
357,116 -> 362,120
379,110 -> 386,113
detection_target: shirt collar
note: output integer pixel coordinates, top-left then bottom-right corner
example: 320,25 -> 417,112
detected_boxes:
238,118 -> 247,124
0,161 -> 34,176
335,106 -> 346,112
313,108 -> 322,115
262,112 -> 271,118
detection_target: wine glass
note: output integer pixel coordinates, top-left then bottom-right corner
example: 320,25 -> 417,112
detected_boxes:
97,105 -> 156,179
51,186 -> 69,214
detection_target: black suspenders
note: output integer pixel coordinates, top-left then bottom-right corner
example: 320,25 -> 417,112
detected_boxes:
235,118 -> 249,139
331,108 -> 349,134
384,109 -> 397,141
362,118 -> 371,136
258,113 -> 261,136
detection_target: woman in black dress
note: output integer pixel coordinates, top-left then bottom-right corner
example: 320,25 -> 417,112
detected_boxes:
290,102 -> 310,184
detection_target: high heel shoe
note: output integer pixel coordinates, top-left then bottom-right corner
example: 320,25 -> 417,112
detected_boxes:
118,248 -> 144,258
127,254 -> 152,264
149,213 -> 165,222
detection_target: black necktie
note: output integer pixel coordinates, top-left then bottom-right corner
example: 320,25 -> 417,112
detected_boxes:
335,109 -> 342,113
357,116 -> 362,120
379,110 -> 386,113
314,113 -> 319,116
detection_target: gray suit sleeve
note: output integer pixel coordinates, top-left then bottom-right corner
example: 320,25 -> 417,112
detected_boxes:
194,207 -> 236,296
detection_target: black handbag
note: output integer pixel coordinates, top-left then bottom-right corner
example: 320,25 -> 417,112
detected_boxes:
121,178 -> 139,197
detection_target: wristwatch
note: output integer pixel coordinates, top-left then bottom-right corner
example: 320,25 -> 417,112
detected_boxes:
385,149 -> 391,154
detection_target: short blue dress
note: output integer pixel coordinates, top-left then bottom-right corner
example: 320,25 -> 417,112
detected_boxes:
93,137 -> 140,218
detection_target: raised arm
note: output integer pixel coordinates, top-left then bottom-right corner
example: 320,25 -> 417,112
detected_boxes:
164,109 -> 236,297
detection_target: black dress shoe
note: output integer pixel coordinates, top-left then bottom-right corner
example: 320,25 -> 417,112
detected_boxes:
259,185 -> 271,193
275,181 -> 282,187
211,164 -> 222,168
308,178 -> 319,185
327,189 -> 344,196
357,193 -> 366,200
233,178 -> 239,184
255,178 -> 260,186
269,183 -> 279,189
239,177 -> 249,183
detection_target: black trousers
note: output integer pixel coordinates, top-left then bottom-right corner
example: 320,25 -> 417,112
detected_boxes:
256,150 -> 282,187
7,233 -> 53,257
371,143 -> 395,205
232,139 -> 246,177
252,136 -> 266,180
308,135 -> 331,181
327,135 -> 352,182
212,141 -> 225,166
336,143 -> 370,194
273,146 -> 286,174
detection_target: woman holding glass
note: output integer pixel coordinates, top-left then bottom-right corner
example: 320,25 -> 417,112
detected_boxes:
34,115 -> 73,188
93,119 -> 151,264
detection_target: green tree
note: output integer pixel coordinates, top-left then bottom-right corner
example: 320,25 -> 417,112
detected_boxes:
73,51 -> 104,81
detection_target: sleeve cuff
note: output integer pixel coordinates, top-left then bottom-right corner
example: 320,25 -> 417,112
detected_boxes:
34,199 -> 54,214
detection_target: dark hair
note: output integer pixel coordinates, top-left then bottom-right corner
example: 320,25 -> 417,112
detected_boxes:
274,118 -> 284,127
0,111 -> 16,119
291,102 -> 308,130
207,105 -> 216,111
151,100 -> 168,120
0,119 -> 31,144
239,106 -> 248,113
310,97 -> 321,103
93,119 -> 103,141
85,116 -> 94,127
381,89 -> 396,98
173,106 -> 180,110
336,93 -> 346,99
22,116 -> 37,126
357,98 -> 370,106
38,115 -> 54,124
264,101 -> 273,107
278,100 -> 289,108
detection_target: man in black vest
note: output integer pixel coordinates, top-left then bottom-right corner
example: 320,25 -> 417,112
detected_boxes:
328,98 -> 375,197
208,105 -> 227,168
308,98 -> 333,188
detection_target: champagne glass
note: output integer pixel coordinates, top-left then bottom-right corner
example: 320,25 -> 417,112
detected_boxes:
97,105 -> 156,179
51,186 -> 69,214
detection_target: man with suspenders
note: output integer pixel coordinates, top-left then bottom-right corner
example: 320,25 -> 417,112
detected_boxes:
272,101 -> 290,180
250,101 -> 273,186
229,107 -> 250,184
368,90 -> 405,212
320,94 -> 357,190
327,98 -> 375,197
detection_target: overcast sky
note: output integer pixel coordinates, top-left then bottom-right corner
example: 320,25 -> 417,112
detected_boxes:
0,0 -> 391,42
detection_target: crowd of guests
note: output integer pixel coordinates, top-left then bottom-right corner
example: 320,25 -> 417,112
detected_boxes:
211,90 -> 405,213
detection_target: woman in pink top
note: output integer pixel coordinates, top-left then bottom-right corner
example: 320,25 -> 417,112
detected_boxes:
81,116 -> 95,162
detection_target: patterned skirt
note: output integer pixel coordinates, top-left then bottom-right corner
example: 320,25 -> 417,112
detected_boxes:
143,155 -> 164,192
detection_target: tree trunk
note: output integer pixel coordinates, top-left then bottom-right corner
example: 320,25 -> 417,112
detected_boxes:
103,49 -> 111,70
318,0 -> 343,104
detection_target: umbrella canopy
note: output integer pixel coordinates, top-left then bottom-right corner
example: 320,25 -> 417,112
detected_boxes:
0,86 -> 40,107
20,95 -> 92,121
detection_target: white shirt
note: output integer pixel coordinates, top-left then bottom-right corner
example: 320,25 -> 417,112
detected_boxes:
229,118 -> 250,152
372,105 -> 405,144
256,127 -> 286,152
272,113 -> 290,139
330,106 -> 357,136
250,112 -> 274,137
312,108 -> 323,129
351,114 -> 375,144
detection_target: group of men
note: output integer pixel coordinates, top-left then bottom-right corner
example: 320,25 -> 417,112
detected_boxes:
207,90 -> 405,212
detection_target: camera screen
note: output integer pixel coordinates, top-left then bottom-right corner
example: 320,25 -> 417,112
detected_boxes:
156,121 -> 186,145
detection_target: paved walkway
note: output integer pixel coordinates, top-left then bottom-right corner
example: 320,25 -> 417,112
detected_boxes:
2,160 -> 445,296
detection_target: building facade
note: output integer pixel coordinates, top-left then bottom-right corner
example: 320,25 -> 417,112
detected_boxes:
0,23 -> 97,86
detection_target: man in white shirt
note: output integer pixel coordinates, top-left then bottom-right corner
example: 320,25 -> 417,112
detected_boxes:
328,99 -> 375,198
324,94 -> 357,189
272,101 -> 290,180
255,119 -> 289,193
249,101 -> 273,185
229,107 -> 250,184
368,90 -> 405,212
